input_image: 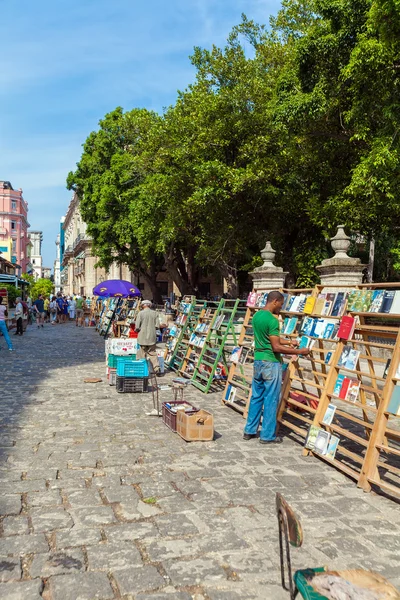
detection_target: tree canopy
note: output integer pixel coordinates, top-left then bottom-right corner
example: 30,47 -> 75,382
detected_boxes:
68,0 -> 400,292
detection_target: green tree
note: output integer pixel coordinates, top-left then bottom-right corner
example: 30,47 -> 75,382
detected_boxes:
31,279 -> 53,300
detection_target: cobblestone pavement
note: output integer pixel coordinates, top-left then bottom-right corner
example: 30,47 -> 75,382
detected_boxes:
1,323 -> 400,600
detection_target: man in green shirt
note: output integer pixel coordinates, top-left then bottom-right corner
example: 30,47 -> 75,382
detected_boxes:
243,291 -> 310,444
75,296 -> 84,327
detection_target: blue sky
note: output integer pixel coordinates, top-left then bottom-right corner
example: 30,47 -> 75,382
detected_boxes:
0,0 -> 279,269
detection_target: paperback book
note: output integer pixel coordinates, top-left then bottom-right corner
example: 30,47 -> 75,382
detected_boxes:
381,290 -> 396,313
322,403 -> 337,425
314,430 -> 331,455
369,290 -> 385,313
304,425 -> 321,450
326,435 -> 340,459
337,316 -> 356,340
246,292 -> 258,308
331,292 -> 347,317
338,346 -> 360,371
230,347 -> 242,364
387,385 -> 400,416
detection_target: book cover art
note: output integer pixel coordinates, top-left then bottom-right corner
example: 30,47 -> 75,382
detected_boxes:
361,290 -> 374,312
344,349 -> 360,371
246,292 -> 258,307
337,316 -> 356,340
289,296 -> 302,312
322,403 -> 337,425
322,322 -> 335,339
285,317 -> 298,335
299,336 -> 311,349
326,435 -> 340,459
230,347 -> 242,364
301,317 -> 315,336
314,430 -> 331,455
257,292 -> 269,308
381,290 -> 396,313
321,301 -> 333,316
304,425 -> 322,450
314,294 -> 327,315
285,296 -> 295,312
347,290 -> 361,311
312,319 -> 326,338
331,292 -> 346,317
369,290 -> 385,313
282,318 -> 290,334
226,386 -> 237,404
333,374 -> 345,396
224,384 -> 233,401
345,379 -> 360,403
387,385 -> 400,416
352,291 -> 367,313
339,377 -> 352,399
281,293 -> 290,311
297,294 -> 308,313
303,296 -> 316,315
325,352 -> 333,364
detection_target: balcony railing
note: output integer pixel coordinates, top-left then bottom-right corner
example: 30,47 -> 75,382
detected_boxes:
73,233 -> 90,249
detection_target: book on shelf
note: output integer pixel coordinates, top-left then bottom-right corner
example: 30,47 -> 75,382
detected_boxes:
285,296 -> 296,312
338,346 -> 360,371
369,290 -> 385,313
213,314 -> 226,330
256,292 -> 269,308
301,316 -> 314,336
331,292 -> 347,317
298,336 -> 315,349
230,347 -> 242,364
333,374 -> 345,396
239,347 -> 251,364
381,290 -> 396,313
314,429 -> 331,455
283,316 -> 298,335
387,385 -> 400,416
303,296 -> 316,314
346,379 -> 360,402
297,294 -> 308,313
347,289 -> 360,312
325,351 -> 333,364
321,300 -> 333,316
322,403 -> 337,425
226,385 -> 237,404
337,316 -> 356,340
314,294 -> 327,315
282,293 -> 290,311
246,292 -> 258,307
205,308 -> 213,318
304,425 -> 321,450
389,290 -> 400,314
325,435 -> 340,459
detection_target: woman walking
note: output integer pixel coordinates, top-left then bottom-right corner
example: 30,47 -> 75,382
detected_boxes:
0,297 -> 13,351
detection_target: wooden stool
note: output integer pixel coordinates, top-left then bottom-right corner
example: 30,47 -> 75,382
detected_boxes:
172,383 -> 185,402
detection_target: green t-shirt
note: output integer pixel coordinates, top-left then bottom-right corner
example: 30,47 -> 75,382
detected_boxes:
253,309 -> 282,362
76,298 -> 84,309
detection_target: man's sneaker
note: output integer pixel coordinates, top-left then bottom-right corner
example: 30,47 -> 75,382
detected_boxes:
243,433 -> 257,440
9,348 -> 13,352
260,437 -> 283,445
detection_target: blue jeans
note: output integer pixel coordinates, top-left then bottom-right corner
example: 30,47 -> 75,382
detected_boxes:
244,360 -> 282,441
0,320 -> 13,350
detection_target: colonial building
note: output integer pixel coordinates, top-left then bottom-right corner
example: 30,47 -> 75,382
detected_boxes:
0,180 -> 32,274
61,193 -> 131,296
28,230 -> 43,280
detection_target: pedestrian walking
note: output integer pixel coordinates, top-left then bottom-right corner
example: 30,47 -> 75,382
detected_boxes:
62,295 -> 69,322
243,290 -> 311,444
0,297 -> 13,351
49,296 -> 58,324
14,297 -> 24,336
135,300 -> 165,375
56,294 -> 64,323
33,294 -> 45,328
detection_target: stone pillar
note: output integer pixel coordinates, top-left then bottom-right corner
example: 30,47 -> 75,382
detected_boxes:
249,241 -> 288,291
316,225 -> 366,286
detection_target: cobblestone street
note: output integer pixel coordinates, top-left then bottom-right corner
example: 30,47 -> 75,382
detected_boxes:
1,323 -> 399,600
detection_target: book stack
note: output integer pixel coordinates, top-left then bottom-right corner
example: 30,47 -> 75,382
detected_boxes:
305,425 -> 340,459
333,374 -> 360,402
347,289 -> 400,314
283,293 -> 311,313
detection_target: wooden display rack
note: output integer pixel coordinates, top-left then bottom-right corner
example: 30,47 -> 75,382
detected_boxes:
164,296 -> 205,372
120,298 -> 142,338
181,298 -> 246,393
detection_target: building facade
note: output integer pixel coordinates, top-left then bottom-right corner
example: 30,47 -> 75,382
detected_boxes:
42,267 -> 51,279
28,230 -> 43,280
0,181 -> 32,274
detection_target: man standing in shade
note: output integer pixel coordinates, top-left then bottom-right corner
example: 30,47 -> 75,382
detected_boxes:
14,297 -> 24,335
33,294 -> 45,328
135,300 -> 165,375
243,290 -> 310,444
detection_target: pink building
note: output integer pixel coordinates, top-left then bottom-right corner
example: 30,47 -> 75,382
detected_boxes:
0,181 -> 31,274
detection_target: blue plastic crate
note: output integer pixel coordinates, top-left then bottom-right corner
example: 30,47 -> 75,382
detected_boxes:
108,353 -> 136,368
116,358 -> 149,378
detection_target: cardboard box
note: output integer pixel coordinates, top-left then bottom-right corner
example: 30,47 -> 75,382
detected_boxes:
176,409 -> 214,442
107,339 -> 139,356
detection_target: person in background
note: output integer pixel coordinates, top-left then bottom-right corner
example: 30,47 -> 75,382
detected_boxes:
44,296 -> 50,323
0,297 -> 13,351
14,297 -> 24,335
75,295 -> 84,327
69,296 -> 76,320
56,293 -> 64,323
83,296 -> 90,326
62,295 -> 69,323
33,294 -> 45,329
49,296 -> 58,325
135,300 -> 165,375
243,290 -> 311,445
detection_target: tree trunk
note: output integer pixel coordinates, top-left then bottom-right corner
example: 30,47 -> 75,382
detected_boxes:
164,245 -> 196,297
186,246 -> 199,291
218,261 -> 239,298
139,267 -> 163,305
